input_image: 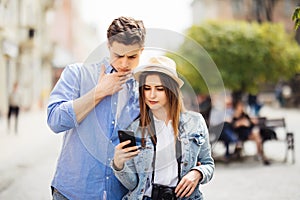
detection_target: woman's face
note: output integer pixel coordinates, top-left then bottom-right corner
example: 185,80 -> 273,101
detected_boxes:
143,74 -> 168,112
236,102 -> 244,113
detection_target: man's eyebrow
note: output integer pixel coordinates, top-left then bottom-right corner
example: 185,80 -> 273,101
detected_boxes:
113,51 -> 138,57
128,53 -> 138,57
113,52 -> 124,57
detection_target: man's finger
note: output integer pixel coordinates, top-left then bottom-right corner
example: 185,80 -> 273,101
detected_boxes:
99,65 -> 106,79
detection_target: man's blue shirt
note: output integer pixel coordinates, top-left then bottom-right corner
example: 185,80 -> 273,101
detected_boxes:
47,58 -> 140,200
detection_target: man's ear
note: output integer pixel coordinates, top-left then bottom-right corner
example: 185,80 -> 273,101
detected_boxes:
139,47 -> 144,53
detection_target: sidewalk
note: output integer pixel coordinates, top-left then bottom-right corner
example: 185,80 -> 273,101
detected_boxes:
0,109 -> 62,200
0,106 -> 299,199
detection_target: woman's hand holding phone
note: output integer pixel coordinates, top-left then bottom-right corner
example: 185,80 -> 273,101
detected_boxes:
113,131 -> 140,171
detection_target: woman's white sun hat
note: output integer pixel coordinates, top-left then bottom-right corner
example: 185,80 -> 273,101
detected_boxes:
133,56 -> 184,88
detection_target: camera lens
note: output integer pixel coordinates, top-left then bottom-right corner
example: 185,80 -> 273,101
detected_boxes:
160,188 -> 175,200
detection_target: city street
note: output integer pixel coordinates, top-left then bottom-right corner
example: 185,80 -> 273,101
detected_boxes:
0,109 -> 62,199
0,105 -> 299,200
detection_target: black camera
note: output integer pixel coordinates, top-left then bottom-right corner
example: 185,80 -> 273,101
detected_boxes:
151,183 -> 177,200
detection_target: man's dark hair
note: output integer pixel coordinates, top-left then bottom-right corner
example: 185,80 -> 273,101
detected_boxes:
107,16 -> 146,47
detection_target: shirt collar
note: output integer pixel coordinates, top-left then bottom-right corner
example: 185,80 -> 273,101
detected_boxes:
101,57 -> 114,74
102,58 -> 135,84
153,115 -> 172,126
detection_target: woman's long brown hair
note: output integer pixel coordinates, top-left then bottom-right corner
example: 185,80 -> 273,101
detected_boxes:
138,71 -> 183,147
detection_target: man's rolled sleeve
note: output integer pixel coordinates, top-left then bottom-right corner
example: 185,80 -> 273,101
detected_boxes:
47,100 -> 78,133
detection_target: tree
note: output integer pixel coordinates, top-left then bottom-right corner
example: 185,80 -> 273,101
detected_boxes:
292,7 -> 300,30
174,21 -> 300,95
254,0 -> 278,23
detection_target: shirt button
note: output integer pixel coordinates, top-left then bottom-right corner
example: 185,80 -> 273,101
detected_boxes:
106,176 -> 109,180
112,121 -> 115,124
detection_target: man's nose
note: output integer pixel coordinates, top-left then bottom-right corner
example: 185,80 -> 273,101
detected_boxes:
120,57 -> 129,68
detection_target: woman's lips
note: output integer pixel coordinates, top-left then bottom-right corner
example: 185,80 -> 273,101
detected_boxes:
148,100 -> 158,105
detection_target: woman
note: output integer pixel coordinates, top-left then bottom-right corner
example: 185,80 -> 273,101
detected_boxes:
232,99 -> 270,165
111,56 -> 214,200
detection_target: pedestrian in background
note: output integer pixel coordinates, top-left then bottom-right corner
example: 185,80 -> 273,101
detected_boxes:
197,94 -> 212,127
112,56 -> 214,200
7,82 -> 21,134
47,16 -> 146,200
247,93 -> 263,116
209,95 -> 239,162
232,99 -> 270,165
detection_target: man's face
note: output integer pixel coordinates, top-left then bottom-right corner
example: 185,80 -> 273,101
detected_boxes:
108,42 -> 144,72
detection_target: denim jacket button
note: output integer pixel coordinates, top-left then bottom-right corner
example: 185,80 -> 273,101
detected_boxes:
182,138 -> 188,144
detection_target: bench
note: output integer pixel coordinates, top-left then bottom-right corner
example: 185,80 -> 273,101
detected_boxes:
209,117 -> 295,164
258,117 -> 295,164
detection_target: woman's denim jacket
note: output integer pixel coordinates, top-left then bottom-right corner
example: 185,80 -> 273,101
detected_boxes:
111,111 -> 215,200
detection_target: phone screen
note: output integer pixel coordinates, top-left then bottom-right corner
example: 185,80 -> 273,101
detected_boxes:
118,130 -> 136,149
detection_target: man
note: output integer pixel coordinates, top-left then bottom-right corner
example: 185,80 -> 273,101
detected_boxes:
47,16 -> 146,200
7,82 -> 21,133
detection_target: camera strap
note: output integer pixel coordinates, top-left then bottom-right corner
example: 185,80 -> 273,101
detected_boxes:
149,112 -> 182,185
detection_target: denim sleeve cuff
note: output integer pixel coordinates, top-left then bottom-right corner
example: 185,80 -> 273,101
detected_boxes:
110,160 -> 137,191
110,159 -> 128,173
191,166 -> 205,184
111,159 -> 121,171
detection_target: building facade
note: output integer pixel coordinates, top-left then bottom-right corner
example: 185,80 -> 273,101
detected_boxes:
0,0 -> 99,116
0,0 -> 56,114
191,0 -> 300,32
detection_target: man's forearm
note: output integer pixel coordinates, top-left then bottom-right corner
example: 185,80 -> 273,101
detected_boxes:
73,86 -> 106,123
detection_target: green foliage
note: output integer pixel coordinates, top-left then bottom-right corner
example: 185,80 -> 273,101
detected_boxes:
176,20 -> 300,94
166,48 -> 210,94
292,7 -> 300,30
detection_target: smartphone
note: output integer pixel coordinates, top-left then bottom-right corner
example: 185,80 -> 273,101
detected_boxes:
118,130 -> 137,149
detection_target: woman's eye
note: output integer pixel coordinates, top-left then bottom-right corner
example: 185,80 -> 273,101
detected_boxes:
157,87 -> 165,91
144,87 -> 151,90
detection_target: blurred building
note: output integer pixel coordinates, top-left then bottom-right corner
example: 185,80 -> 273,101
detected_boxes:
0,0 -> 56,113
0,0 -> 99,115
191,0 -> 300,32
49,0 -> 100,85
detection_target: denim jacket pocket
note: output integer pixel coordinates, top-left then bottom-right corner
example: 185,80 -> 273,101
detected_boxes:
180,132 -> 205,171
190,132 -> 205,146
